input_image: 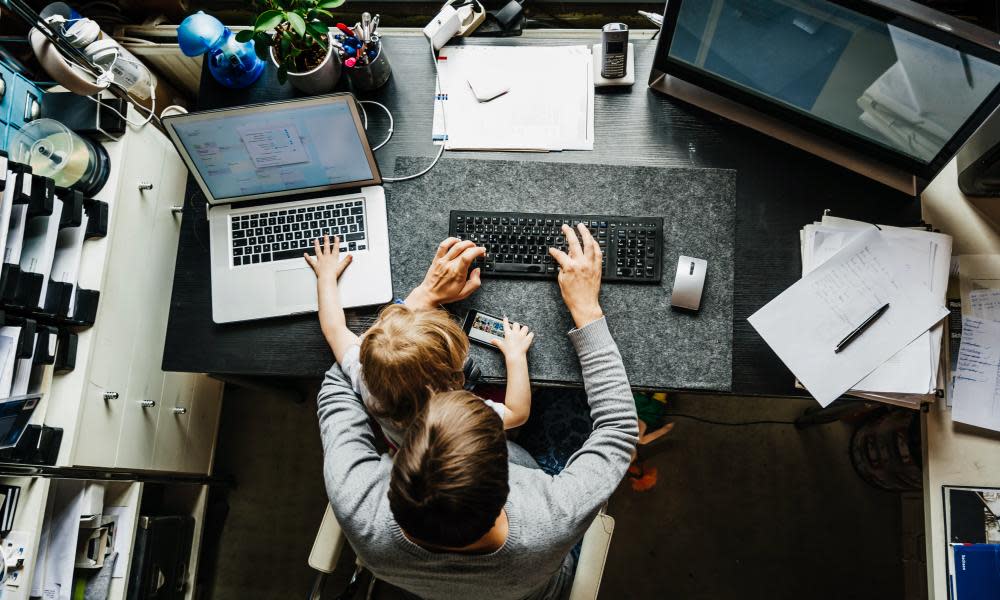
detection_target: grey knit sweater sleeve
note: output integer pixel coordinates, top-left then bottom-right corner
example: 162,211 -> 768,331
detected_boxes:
316,361 -> 393,543
551,317 -> 640,517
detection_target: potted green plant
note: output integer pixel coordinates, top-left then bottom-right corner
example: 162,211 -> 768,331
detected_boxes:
236,0 -> 346,94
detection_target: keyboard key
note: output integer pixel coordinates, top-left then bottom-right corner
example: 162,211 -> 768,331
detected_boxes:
273,248 -> 305,262
345,232 -> 365,241
494,263 -> 543,274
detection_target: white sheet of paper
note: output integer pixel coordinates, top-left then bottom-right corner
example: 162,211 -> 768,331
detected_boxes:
20,198 -> 64,307
432,45 -> 594,151
750,229 -> 948,406
952,317 -> 1000,432
39,480 -> 85,600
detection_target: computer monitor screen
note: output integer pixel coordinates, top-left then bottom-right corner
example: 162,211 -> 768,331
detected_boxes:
167,97 -> 377,202
664,0 -> 1000,167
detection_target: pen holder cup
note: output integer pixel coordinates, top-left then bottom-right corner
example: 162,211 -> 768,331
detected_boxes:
346,44 -> 391,92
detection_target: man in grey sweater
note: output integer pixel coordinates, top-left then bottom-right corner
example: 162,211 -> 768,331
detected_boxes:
317,224 -> 639,599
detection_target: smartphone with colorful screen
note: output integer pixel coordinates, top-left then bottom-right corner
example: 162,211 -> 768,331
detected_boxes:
462,309 -> 512,349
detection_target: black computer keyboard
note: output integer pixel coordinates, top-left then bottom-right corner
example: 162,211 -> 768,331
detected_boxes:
449,210 -> 663,283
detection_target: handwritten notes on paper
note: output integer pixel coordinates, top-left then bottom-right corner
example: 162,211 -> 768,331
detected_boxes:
953,317 -> 1000,432
969,288 -> 1000,322
749,229 -> 948,406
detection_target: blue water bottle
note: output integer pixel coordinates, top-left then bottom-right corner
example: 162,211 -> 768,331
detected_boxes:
178,11 -> 265,88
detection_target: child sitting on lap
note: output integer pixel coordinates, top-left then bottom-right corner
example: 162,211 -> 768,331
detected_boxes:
305,235 -> 534,446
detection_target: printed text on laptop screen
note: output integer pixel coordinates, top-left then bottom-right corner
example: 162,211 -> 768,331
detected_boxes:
172,102 -> 373,200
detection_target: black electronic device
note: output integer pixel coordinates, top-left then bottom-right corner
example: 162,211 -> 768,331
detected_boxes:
40,93 -> 128,141
601,23 -> 628,79
649,0 -> 1000,196
462,309 -> 511,349
449,210 -> 663,283
127,515 -> 195,600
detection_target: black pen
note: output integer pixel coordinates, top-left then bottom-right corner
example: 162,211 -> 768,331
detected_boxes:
834,303 -> 890,354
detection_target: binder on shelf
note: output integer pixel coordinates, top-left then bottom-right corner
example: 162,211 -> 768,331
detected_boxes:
1,423 -> 61,465
8,165 -> 54,218
56,188 -> 84,229
19,197 -> 63,309
0,152 -> 9,192
0,482 -> 20,535
25,175 -> 55,219
8,163 -> 31,205
54,330 -> 77,372
33,325 -> 56,365
70,288 -> 99,325
83,199 -> 108,239
0,160 -> 18,272
1,317 -> 37,360
11,272 -> 42,309
0,393 -> 41,451
42,280 -> 71,317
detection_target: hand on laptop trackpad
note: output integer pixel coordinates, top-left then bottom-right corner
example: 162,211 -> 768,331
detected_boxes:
275,267 -> 317,307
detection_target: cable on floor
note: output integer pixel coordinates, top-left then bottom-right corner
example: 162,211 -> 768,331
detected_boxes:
662,413 -> 797,427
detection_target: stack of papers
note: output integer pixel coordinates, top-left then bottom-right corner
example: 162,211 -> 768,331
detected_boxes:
431,45 -> 594,151
749,216 -> 951,408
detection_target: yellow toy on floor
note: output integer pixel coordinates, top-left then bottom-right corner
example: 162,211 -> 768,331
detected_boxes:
628,392 -> 674,492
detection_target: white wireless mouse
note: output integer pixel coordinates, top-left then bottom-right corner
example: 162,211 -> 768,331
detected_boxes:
670,255 -> 707,311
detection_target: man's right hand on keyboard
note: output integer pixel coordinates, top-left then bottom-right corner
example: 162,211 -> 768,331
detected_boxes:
549,224 -> 605,329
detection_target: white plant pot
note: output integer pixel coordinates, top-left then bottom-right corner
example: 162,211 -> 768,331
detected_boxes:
270,32 -> 341,95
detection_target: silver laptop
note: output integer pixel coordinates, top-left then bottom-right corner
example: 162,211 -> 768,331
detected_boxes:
163,94 -> 392,323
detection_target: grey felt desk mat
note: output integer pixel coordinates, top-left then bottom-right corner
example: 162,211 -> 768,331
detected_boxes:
387,157 -> 736,391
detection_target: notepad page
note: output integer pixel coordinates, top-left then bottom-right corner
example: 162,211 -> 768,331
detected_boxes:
953,317 -> 1000,432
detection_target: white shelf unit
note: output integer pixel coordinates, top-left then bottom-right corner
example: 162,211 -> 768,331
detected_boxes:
29,100 -> 223,475
0,100 -> 224,600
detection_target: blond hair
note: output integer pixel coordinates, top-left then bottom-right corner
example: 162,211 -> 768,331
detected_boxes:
360,304 -> 468,432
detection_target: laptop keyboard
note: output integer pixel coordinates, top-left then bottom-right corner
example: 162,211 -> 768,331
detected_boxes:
230,199 -> 367,266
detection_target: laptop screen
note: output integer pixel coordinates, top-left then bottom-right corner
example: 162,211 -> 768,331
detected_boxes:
165,95 -> 380,204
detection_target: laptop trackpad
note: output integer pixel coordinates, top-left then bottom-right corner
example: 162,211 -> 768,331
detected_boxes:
275,268 -> 315,307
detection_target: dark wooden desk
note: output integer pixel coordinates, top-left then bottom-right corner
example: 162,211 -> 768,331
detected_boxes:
162,32 -> 920,396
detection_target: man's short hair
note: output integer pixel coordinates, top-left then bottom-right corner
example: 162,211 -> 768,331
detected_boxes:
388,390 -> 509,548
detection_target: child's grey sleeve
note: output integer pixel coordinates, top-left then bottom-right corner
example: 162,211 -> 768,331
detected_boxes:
339,343 -> 365,395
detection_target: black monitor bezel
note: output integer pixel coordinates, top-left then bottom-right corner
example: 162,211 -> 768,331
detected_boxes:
652,0 -> 1000,183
